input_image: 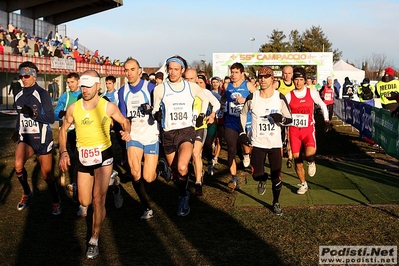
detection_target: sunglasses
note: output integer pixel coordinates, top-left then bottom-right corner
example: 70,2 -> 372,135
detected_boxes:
258,74 -> 272,79
19,75 -> 31,79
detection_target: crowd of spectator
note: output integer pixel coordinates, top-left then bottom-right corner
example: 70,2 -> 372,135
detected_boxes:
0,23 -> 122,66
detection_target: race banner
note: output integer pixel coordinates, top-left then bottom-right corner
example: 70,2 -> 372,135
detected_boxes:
50,57 -> 76,70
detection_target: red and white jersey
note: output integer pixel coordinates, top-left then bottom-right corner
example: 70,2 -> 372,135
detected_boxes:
285,87 -> 329,128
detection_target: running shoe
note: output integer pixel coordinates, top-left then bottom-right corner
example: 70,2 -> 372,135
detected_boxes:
113,185 -> 123,209
257,181 -> 266,195
297,182 -> 308,195
66,183 -> 77,197
52,199 -> 62,216
109,170 -> 119,186
208,163 -> 214,176
286,158 -> 293,169
77,205 -> 88,217
86,244 -> 99,259
140,209 -> 154,220
243,154 -> 250,168
17,193 -> 32,211
228,176 -> 239,191
212,158 -> 218,166
307,162 -> 316,177
273,202 -> 283,216
158,158 -> 171,182
195,183 -> 203,196
177,191 -> 190,216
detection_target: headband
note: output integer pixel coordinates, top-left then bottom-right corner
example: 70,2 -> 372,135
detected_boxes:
166,57 -> 185,68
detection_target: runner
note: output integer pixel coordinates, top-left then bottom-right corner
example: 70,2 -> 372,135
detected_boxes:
184,69 -> 220,195
222,62 -> 256,190
240,66 -> 292,215
13,61 -> 61,215
58,70 -> 131,259
118,57 -> 159,220
285,67 -> 331,195
152,55 -> 209,216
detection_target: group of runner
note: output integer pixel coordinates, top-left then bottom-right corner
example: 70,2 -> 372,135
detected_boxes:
11,58 -> 330,259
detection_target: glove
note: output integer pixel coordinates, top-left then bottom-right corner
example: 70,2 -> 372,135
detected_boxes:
21,105 -> 34,117
140,103 -> 153,115
324,121 -> 332,133
391,106 -> 399,118
196,113 -> 205,128
239,132 -> 251,146
154,110 -> 162,122
386,92 -> 399,102
11,130 -> 19,142
58,110 -> 66,118
268,113 -> 283,124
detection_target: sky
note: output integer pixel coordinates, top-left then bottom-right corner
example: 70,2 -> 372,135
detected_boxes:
66,0 -> 399,69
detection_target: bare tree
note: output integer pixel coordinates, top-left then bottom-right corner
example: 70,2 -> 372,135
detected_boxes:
360,53 -> 394,80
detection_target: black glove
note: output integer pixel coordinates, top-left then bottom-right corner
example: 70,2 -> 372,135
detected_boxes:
21,105 -> 33,117
154,110 -> 162,122
58,110 -> 66,118
386,92 -> 399,102
239,132 -> 251,146
140,103 -> 153,115
11,130 -> 19,142
268,113 -> 283,124
324,121 -> 331,133
196,113 -> 205,128
391,106 -> 399,118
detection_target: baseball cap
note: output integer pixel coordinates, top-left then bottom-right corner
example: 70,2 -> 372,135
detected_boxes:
79,75 -> 100,87
385,67 -> 394,76
19,67 -> 37,77
258,66 -> 274,78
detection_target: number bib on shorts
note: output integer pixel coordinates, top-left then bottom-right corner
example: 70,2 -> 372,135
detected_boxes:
78,146 -> 102,166
228,102 -> 243,117
20,117 -> 40,134
292,114 -> 309,127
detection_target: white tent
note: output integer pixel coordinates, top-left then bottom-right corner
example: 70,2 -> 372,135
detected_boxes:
333,59 -> 365,86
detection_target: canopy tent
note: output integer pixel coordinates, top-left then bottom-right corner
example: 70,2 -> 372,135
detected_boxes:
333,59 -> 365,86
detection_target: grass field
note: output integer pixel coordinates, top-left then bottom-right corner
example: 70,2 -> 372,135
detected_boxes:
0,113 -> 398,266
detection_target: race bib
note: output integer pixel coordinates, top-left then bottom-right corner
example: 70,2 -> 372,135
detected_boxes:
20,117 -> 39,134
78,146 -> 102,166
257,118 -> 275,137
324,92 -> 333,101
228,102 -> 243,117
292,114 -> 309,128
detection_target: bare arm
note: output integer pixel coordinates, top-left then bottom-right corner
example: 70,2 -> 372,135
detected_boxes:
58,103 -> 75,172
107,102 -> 131,142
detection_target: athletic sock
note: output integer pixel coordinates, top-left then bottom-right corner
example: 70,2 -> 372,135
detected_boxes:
17,168 -> 31,195
47,181 -> 60,203
89,237 -> 98,246
132,178 -> 150,210
178,174 -> 189,197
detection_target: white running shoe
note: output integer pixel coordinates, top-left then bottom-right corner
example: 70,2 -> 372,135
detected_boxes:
86,244 -> 99,259
77,205 -> 88,217
140,209 -> 154,220
297,182 -> 308,195
307,162 -> 316,177
243,154 -> 250,168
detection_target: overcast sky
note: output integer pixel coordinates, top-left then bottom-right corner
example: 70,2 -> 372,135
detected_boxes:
66,0 -> 399,69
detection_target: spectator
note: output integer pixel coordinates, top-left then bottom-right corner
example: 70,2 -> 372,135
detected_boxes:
342,77 -> 354,100
376,67 -> 399,111
357,78 -> 374,103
